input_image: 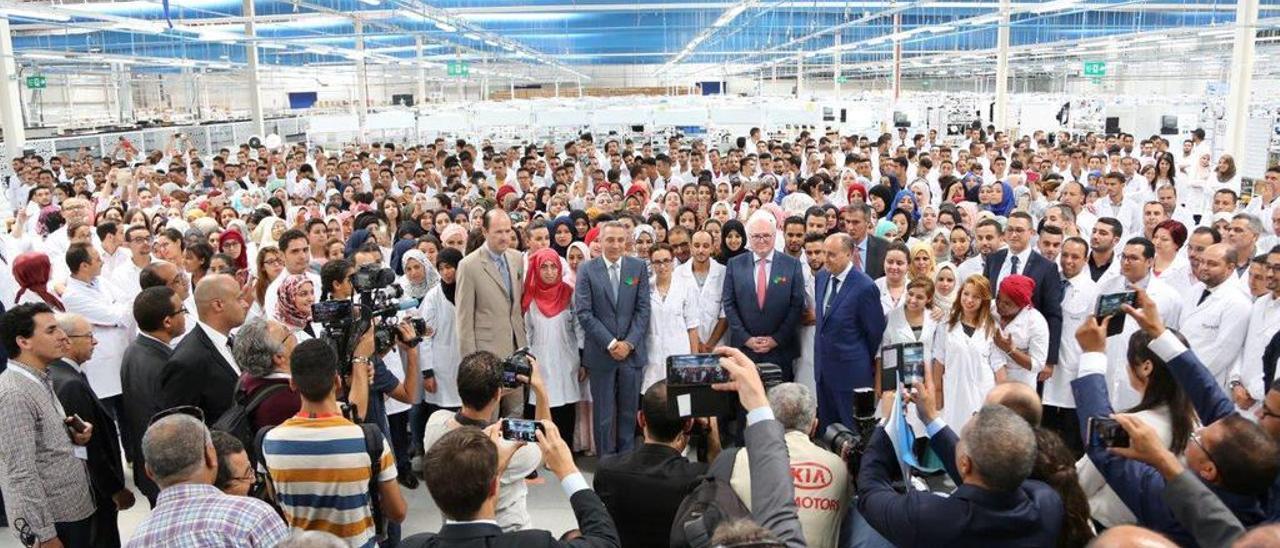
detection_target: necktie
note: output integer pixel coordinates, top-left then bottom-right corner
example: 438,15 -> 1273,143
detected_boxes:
1198,288 -> 1211,306
1060,278 -> 1070,297
495,254 -> 513,300
756,258 -> 769,309
226,334 -> 235,351
609,262 -> 621,305
1010,254 -> 1021,275
851,244 -> 863,272
826,276 -> 841,313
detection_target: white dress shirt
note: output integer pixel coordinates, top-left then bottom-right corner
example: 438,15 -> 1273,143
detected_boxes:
197,320 -> 241,376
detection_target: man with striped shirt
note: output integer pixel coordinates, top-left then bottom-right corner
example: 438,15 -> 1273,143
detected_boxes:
261,338 -> 408,547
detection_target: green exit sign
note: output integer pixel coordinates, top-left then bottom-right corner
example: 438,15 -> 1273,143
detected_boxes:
25,75 -> 45,89
836,76 -> 849,84
446,61 -> 470,78
1082,61 -> 1106,78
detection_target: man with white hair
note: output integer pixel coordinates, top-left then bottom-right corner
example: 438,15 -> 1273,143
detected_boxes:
729,383 -> 848,547
722,210 -> 807,380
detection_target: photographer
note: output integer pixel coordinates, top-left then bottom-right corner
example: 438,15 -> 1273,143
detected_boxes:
422,350 -> 551,531
1071,303 -> 1279,545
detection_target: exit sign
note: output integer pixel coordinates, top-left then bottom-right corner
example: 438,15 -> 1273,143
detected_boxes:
25,75 -> 45,89
836,76 -> 849,84
446,61 -> 470,78
1082,61 -> 1106,78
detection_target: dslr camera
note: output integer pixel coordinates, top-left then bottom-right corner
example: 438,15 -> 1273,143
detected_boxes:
816,388 -> 880,478
502,348 -> 535,388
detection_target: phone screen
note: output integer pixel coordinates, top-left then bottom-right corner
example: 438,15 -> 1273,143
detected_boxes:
667,354 -> 729,386
501,419 -> 543,443
1095,291 -> 1136,318
900,343 -> 926,387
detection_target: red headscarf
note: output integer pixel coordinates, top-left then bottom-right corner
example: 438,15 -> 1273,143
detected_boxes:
584,225 -> 601,247
847,182 -> 868,203
13,252 -> 64,311
496,185 -> 517,206
218,229 -> 249,271
521,248 -> 573,318
999,274 -> 1035,309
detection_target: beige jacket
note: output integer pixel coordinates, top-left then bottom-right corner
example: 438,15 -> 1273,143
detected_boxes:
455,245 -> 528,358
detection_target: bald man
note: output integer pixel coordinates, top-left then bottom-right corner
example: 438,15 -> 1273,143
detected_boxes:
1089,525 -> 1177,548
159,274 -> 249,422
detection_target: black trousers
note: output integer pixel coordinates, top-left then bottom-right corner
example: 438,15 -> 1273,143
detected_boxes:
387,411 -> 412,476
1043,404 -> 1083,459
54,515 -> 93,548
89,498 -> 121,548
523,403 -> 577,450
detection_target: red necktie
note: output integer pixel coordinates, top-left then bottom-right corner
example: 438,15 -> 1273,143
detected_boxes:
756,258 -> 768,309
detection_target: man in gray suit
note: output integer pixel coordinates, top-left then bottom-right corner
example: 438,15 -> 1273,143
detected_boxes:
456,208 -> 528,416
119,286 -> 185,506
575,221 -> 651,456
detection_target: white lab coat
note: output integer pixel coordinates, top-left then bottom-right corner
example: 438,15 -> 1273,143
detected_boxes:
996,307 -> 1050,387
874,277 -> 907,316
794,262 -> 818,395
674,260 -> 727,347
934,320 -> 1004,431
1043,273 -> 1099,409
525,306 -> 581,408
1176,280 -> 1251,392
1099,274 -> 1182,410
1237,294 -> 1280,401
62,277 -> 135,398
643,275 -> 700,393
418,285 -> 462,408
881,306 -> 938,436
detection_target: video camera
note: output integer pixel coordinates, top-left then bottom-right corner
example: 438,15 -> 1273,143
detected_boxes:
501,348 -> 534,388
816,388 -> 879,478
312,263 -> 418,374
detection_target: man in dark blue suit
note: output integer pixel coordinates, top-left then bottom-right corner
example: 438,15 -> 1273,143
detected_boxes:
575,221 -> 650,456
857,400 -> 1063,547
982,212 -> 1063,376
722,211 -> 806,380
814,233 -> 886,430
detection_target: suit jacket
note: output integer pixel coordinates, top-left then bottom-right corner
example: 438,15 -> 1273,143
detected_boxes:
399,489 -> 621,548
814,267 -> 887,390
722,252 -> 806,369
983,248 -> 1064,365
593,444 -> 707,547
455,246 -> 528,358
48,359 -> 125,502
574,256 -> 650,370
857,428 -> 1063,547
1165,469 -> 1245,548
862,235 -> 890,280
120,334 -> 172,502
159,325 -> 239,424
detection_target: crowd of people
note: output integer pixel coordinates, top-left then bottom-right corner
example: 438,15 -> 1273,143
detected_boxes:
0,122 -> 1278,547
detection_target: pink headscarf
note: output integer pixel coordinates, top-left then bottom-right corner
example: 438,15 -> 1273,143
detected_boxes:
274,274 -> 314,329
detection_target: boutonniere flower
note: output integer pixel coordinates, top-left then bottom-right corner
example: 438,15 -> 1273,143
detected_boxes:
772,275 -> 788,285
624,276 -> 637,286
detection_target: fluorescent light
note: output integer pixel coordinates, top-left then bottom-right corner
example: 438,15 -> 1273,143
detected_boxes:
463,32 -> 481,40
258,42 -> 287,49
434,21 -> 456,32
22,52 -> 68,60
358,0 -> 380,5
0,7 -> 70,22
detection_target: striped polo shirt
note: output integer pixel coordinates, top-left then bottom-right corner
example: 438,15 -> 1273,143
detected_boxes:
261,414 -> 397,548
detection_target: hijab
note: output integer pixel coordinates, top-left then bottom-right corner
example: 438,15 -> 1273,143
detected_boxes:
274,274 -> 314,329
891,189 -> 921,221
568,210 -> 590,238
986,181 -> 1016,217
957,201 -> 980,231
401,249 -> 438,300
868,184 -> 895,218
566,241 -> 591,286
909,240 -> 936,281
719,219 -> 748,264
343,228 -> 372,258
874,218 -> 898,239
933,262 -> 959,313
218,229 -> 249,271
253,216 -> 283,247
549,216 -> 577,257
437,247 -> 463,305
633,224 -> 656,249
390,239 -> 417,276
522,248 -> 573,318
13,252 -> 63,311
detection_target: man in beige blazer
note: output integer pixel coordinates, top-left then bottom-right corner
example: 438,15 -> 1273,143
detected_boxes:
455,208 -> 528,416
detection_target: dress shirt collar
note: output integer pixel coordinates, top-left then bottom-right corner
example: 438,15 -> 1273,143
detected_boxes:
443,518 -> 499,527
1009,246 -> 1032,267
61,357 -> 83,374
832,261 -> 853,283
604,255 -> 623,270
753,249 -> 775,264
1065,269 -> 1091,288
66,276 -> 99,291
6,359 -> 46,380
138,331 -> 172,348
484,243 -> 505,262
198,320 -> 230,348
156,483 -> 222,506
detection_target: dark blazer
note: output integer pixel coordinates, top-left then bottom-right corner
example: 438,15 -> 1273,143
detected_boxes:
48,359 -> 125,502
1072,373 -> 1266,545
400,489 -> 620,548
593,444 -> 707,547
722,252 -> 806,372
862,235 -> 890,280
159,325 -> 239,424
814,267 -> 887,390
574,256 -> 651,370
982,248 -> 1064,365
120,334 -> 172,503
857,428 -> 1064,547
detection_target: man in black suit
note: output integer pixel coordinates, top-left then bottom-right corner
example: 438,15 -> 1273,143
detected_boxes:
982,212 -> 1064,375
840,204 -> 889,279
593,381 -> 719,547
50,313 -> 135,547
120,286 -> 186,505
401,422 -> 620,548
160,274 -> 247,423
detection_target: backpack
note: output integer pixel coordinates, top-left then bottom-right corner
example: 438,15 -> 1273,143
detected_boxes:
669,447 -> 749,548
211,379 -> 287,464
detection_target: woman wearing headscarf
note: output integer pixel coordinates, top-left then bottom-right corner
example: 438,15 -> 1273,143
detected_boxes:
908,240 -> 937,282
390,239 -> 417,277
984,181 -> 1016,217
932,262 -> 959,320
873,218 -> 899,240
846,181 -> 868,206
399,249 -> 440,304
632,225 -> 656,263
218,229 -> 250,285
992,274 -> 1049,387
717,219 -> 748,265
12,252 -> 63,310
274,274 -> 317,339
343,228 -> 373,259
549,216 -> 577,257
956,201 -> 980,232
418,247 -> 464,415
891,188 -> 921,222
521,247 -> 580,448
867,184 -> 896,219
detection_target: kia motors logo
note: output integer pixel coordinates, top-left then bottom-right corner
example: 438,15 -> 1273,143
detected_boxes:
791,462 -> 833,489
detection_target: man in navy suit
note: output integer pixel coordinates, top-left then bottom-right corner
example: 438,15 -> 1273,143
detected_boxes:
982,212 -> 1063,375
814,233 -> 886,430
575,221 -> 651,456
857,402 -> 1064,546
722,211 -> 806,380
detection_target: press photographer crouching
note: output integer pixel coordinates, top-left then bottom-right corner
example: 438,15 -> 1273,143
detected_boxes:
422,350 -> 552,532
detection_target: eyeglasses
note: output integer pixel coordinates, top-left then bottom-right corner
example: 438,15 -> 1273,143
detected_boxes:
150,405 -> 205,425
168,306 -> 188,317
264,258 -> 284,266
748,233 -> 773,241
1190,429 -> 1220,469
66,333 -> 95,339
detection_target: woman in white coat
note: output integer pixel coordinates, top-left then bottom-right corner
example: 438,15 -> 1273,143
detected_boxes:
522,247 -> 581,447
881,277 -> 939,436
418,247 -> 464,412
642,243 -> 701,393
932,274 -> 1006,429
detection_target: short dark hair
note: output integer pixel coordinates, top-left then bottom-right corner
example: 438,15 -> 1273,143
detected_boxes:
424,427 -> 496,521
1192,225 -> 1222,244
320,259 -> 353,300
457,351 -> 503,410
0,302 -> 53,356
1007,211 -> 1034,227
290,339 -> 339,402
211,430 -> 245,492
139,262 -> 175,290
1213,415 -> 1280,496
641,382 -> 685,442
976,218 -> 1003,235
1095,217 -> 1124,238
783,215 -> 806,230
96,221 -> 120,241
1126,237 -> 1156,260
134,286 -> 177,332
277,228 -> 308,252
66,242 -> 94,275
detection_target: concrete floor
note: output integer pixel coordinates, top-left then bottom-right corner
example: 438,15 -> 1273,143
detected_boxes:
0,457 -> 600,547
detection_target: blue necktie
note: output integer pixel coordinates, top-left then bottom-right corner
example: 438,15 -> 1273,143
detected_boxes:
1010,254 -> 1021,275
495,254 -> 512,301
